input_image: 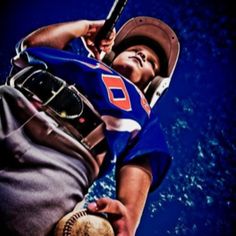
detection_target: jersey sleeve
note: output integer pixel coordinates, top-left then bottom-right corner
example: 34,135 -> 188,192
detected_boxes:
118,112 -> 172,192
64,38 -> 88,56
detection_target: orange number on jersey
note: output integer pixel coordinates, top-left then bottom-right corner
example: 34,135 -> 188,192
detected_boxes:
102,74 -> 132,111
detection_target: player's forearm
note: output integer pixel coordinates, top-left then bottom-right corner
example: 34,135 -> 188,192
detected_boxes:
116,163 -> 152,234
21,20 -> 90,50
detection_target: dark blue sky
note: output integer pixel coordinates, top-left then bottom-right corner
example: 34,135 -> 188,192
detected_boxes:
0,0 -> 235,235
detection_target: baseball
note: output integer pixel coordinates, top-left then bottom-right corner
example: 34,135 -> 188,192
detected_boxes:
54,210 -> 115,236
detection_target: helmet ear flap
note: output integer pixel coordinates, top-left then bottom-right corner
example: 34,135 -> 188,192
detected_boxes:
145,75 -> 171,107
102,51 -> 116,66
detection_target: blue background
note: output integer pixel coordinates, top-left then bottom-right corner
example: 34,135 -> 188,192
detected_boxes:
0,0 -> 235,235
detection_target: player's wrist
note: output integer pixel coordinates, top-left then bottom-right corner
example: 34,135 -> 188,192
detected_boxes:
75,20 -> 90,37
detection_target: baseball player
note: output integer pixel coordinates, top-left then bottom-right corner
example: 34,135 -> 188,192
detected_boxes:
0,17 -> 179,235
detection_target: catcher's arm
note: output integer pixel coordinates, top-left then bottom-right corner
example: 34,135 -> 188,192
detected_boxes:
88,158 -> 152,236
19,20 -> 115,59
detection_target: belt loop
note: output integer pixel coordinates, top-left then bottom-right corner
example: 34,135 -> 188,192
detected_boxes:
81,123 -> 105,150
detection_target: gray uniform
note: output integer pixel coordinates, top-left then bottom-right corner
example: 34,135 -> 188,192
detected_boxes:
0,85 -> 97,235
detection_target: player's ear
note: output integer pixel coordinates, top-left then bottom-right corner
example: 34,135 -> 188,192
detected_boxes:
102,51 -> 116,66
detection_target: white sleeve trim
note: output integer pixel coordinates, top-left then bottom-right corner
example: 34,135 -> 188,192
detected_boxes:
101,115 -> 141,132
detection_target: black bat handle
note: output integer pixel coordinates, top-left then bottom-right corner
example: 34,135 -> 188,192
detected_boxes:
94,0 -> 128,50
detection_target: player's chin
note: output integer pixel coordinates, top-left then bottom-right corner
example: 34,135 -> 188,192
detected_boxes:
126,71 -> 142,85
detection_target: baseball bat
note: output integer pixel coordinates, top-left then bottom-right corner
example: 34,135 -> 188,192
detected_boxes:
94,0 -> 128,51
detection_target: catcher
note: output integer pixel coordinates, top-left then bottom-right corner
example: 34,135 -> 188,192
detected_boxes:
0,16 -> 179,235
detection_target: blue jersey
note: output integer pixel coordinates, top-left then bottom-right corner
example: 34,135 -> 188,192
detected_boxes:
16,47 -> 171,190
